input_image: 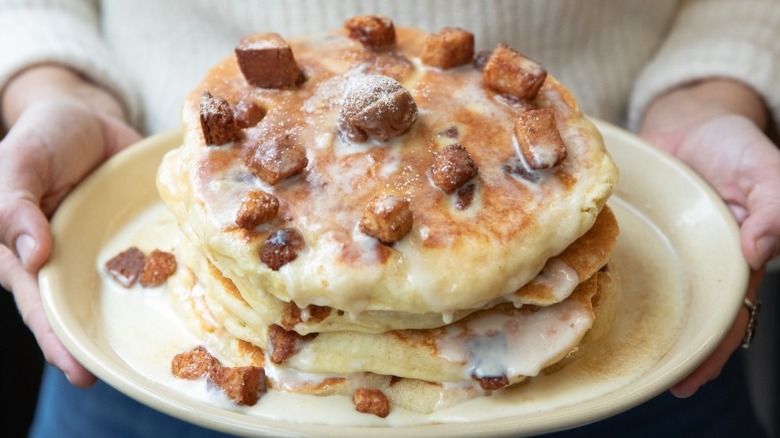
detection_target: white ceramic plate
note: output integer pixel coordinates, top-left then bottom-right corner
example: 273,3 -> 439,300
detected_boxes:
39,120 -> 748,437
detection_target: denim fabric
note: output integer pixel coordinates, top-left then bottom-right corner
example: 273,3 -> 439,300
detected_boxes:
30,366 -> 236,438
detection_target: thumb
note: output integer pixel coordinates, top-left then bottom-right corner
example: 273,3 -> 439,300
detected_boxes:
0,195 -> 52,272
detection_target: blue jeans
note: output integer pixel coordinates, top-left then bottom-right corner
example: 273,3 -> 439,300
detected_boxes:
30,366 -> 233,438
31,352 -> 765,438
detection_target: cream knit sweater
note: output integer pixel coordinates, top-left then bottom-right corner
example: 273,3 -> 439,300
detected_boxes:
0,0 -> 778,135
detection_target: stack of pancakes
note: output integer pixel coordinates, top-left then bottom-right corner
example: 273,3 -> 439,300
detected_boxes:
158,16 -> 619,414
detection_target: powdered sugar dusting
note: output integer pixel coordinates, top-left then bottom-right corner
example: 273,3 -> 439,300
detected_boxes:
343,74 -> 403,113
339,73 -> 418,142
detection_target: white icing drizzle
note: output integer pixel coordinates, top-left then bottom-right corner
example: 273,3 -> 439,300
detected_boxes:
263,360 -> 345,392
533,259 -> 580,300
505,258 -> 580,307
436,298 -> 592,381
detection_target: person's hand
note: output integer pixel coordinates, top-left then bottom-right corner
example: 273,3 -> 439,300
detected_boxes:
639,78 -> 780,397
0,65 -> 141,387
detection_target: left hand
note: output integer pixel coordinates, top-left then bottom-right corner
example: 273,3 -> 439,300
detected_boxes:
639,79 -> 780,397
0,66 -> 141,386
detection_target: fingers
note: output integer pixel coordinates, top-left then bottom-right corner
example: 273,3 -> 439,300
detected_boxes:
0,93 -> 137,391
669,311 -> 746,398
670,115 -> 780,270
0,246 -> 96,387
670,268 -> 763,397
0,101 -> 108,270
742,210 -> 780,270
0,126 -> 54,272
23,287 -> 97,388
740,174 -> 780,269
730,123 -> 780,269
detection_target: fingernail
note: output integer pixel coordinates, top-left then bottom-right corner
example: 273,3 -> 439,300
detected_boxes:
15,234 -> 36,269
756,236 -> 779,266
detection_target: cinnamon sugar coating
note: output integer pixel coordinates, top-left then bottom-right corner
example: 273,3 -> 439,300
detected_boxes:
236,190 -> 279,230
430,143 -> 479,194
199,91 -> 241,145
235,33 -> 301,88
421,27 -> 475,69
483,43 -> 547,100
514,107 -> 567,169
359,195 -> 414,243
344,15 -> 396,50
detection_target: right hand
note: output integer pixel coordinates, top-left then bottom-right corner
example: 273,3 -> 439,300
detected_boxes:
0,66 -> 141,386
639,79 -> 780,397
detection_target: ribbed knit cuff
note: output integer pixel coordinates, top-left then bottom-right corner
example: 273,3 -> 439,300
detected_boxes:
0,3 -> 139,126
629,0 -> 780,131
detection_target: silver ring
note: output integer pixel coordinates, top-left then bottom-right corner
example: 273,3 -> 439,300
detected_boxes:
741,297 -> 761,349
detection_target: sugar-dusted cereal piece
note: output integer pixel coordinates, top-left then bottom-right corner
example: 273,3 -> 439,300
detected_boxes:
267,324 -> 315,364
353,387 -> 390,418
483,43 -> 547,100
235,33 -> 301,88
200,91 -> 241,145
208,365 -> 266,406
359,195 -> 413,243
421,27 -> 474,69
514,107 -> 567,169
260,228 -> 305,270
139,249 -> 177,287
244,133 -> 308,185
171,346 -> 218,380
236,190 -> 279,230
430,143 -> 479,194
104,246 -> 146,288
339,74 -> 417,142
172,346 -> 266,406
344,15 -> 396,50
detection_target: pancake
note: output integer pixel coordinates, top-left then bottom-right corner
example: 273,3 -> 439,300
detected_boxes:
172,206 -> 617,335
157,23 -> 617,318
169,241 -> 619,414
158,15 -> 620,415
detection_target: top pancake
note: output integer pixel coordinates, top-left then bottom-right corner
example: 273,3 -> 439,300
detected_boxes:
158,25 -> 617,315
172,206 -> 616,336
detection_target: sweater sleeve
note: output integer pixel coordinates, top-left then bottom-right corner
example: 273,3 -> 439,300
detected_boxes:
0,0 -> 139,124
628,0 -> 780,131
